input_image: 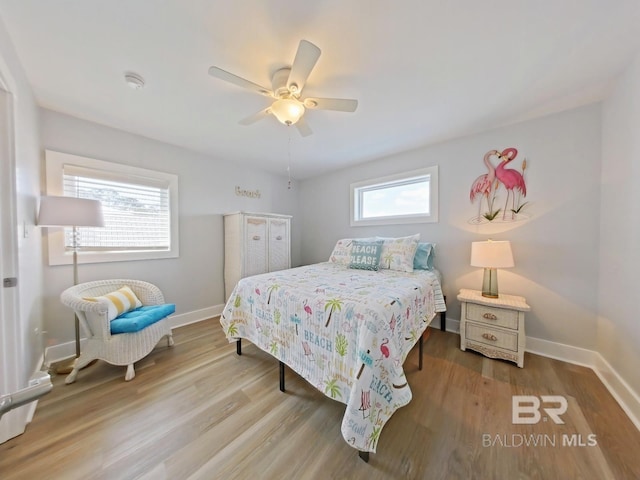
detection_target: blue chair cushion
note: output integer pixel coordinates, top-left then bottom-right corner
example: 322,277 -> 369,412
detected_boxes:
110,304 -> 176,335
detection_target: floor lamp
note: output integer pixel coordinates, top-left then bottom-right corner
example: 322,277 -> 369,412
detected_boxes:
38,195 -> 104,373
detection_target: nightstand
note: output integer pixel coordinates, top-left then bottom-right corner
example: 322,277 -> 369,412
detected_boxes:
457,288 -> 530,368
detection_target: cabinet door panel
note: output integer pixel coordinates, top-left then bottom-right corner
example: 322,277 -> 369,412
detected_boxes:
244,217 -> 268,276
268,219 -> 290,272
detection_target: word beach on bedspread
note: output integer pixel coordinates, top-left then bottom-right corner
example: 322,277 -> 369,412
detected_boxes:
220,262 -> 445,453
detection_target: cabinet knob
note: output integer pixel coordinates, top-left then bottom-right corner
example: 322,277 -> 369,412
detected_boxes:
482,313 -> 497,320
275,235 -> 283,240
482,333 -> 498,341
252,235 -> 261,240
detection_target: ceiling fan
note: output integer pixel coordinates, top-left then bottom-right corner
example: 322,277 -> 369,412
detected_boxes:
208,40 -> 358,137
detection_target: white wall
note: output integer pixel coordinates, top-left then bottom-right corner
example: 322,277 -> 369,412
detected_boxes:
0,16 -> 43,440
599,51 -> 640,399
299,104 -> 603,350
40,109 -> 301,347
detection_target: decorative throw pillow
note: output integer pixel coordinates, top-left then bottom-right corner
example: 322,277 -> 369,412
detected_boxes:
413,242 -> 436,270
349,240 -> 384,271
84,285 -> 143,321
329,237 -> 378,265
377,234 -> 420,272
329,238 -> 354,265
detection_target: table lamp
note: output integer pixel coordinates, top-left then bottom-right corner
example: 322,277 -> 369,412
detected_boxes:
38,196 -> 104,370
470,240 -> 514,298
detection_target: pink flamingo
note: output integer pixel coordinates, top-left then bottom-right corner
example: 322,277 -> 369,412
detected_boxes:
470,150 -> 500,219
380,338 -> 390,358
495,147 -> 526,219
388,315 -> 396,334
303,299 -> 312,318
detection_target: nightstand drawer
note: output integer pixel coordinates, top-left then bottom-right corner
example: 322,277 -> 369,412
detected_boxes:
465,323 -> 518,352
465,303 -> 519,330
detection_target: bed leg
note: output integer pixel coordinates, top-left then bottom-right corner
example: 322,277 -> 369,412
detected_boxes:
440,295 -> 447,331
358,451 -> 370,462
419,333 -> 424,371
236,339 -> 242,355
279,361 -> 285,392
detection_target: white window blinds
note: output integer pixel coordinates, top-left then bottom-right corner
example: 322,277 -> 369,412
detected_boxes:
63,164 -> 171,252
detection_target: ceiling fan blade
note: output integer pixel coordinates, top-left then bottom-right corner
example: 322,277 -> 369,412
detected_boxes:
287,40 -> 321,94
303,97 -> 358,112
239,107 -> 272,125
294,116 -> 313,137
208,66 -> 273,97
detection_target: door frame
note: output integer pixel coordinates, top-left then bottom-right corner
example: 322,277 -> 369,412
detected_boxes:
0,73 -> 24,443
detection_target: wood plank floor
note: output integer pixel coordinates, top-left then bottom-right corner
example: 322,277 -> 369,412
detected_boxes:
1,318 -> 639,479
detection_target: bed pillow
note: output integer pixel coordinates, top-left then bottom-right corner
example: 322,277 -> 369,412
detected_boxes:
329,237 -> 377,265
377,234 -> 420,272
349,240 -> 384,271
413,242 -> 436,270
83,285 -> 143,321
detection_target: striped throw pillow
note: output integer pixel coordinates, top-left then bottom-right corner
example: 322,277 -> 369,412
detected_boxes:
84,285 -> 143,321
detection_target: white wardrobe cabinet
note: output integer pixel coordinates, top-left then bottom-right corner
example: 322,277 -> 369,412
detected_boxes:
224,212 -> 291,299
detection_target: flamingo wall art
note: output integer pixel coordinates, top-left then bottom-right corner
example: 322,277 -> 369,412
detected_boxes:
469,147 -> 529,223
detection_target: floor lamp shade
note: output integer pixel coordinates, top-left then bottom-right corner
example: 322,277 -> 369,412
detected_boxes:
470,240 -> 514,298
38,195 -> 104,361
37,196 -> 105,228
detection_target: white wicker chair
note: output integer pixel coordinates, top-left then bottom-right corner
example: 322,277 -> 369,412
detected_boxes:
60,279 -> 174,384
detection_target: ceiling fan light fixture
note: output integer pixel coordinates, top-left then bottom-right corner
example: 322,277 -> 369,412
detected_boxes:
271,98 -> 305,125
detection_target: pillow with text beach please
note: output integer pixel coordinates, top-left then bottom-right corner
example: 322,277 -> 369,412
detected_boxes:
83,285 -> 143,321
349,239 -> 384,271
329,237 -> 377,265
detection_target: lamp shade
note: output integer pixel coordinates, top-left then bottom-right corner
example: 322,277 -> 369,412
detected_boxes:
37,196 -> 105,227
271,98 -> 305,125
470,240 -> 514,268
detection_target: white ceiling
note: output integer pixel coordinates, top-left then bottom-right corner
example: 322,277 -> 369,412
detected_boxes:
1,1 -> 639,179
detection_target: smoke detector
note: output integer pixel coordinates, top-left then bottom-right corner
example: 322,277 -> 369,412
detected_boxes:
124,72 -> 145,89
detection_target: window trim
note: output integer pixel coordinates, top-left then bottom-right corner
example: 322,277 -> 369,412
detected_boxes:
350,166 -> 439,226
45,150 -> 179,265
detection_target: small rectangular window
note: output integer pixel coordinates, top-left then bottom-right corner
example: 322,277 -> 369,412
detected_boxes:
351,166 -> 438,226
45,150 -> 179,265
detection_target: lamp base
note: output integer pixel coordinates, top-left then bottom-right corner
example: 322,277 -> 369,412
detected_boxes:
481,267 -> 500,298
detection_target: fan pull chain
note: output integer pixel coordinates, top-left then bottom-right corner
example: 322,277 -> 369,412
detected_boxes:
287,130 -> 292,189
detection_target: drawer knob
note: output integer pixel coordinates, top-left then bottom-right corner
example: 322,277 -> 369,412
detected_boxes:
252,235 -> 261,240
482,333 -> 498,341
276,235 -> 283,240
482,313 -> 498,320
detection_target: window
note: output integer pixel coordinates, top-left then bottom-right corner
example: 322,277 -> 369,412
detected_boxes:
350,166 -> 438,226
45,150 -> 179,265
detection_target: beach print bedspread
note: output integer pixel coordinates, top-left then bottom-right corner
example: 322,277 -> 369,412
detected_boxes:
220,262 -> 445,453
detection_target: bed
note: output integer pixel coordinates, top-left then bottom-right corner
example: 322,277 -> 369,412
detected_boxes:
220,236 -> 445,459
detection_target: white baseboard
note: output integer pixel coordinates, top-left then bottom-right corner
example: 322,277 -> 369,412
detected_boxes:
168,304 -> 223,329
44,304 -> 225,365
525,335 -> 597,368
523,336 -> 639,431
441,318 -> 640,434
592,353 -> 640,432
